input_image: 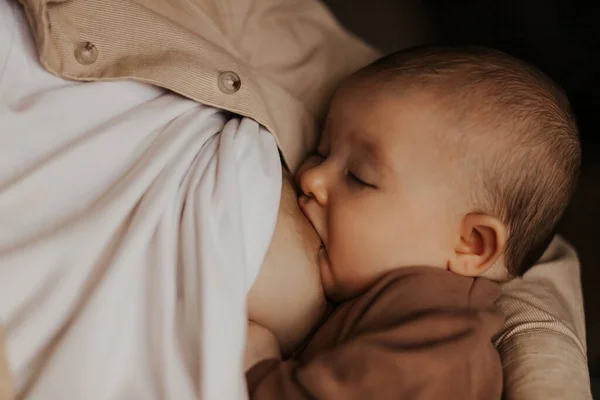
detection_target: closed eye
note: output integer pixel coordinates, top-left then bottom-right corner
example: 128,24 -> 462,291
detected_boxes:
346,170 -> 376,189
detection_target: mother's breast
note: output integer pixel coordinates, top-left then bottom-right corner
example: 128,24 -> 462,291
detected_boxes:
247,168 -> 327,357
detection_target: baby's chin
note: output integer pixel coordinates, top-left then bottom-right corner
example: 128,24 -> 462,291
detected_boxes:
318,247 -> 355,303
318,247 -> 337,299
318,247 -> 379,303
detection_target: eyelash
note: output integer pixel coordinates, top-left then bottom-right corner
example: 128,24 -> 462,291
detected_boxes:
345,169 -> 375,189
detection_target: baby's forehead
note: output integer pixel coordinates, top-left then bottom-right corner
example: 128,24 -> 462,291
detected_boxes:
330,86 -> 461,152
329,78 -> 447,127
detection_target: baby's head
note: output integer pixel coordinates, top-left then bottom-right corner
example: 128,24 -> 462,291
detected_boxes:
298,45 -> 581,301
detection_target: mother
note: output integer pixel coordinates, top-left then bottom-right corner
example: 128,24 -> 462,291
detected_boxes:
0,0 -> 592,399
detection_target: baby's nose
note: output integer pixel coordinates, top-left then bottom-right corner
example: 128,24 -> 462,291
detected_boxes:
298,160 -> 328,206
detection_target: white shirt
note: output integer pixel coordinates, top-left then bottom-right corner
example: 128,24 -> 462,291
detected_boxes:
0,2 -> 281,398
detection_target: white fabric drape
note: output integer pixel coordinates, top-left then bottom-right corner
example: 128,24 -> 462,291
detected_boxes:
0,2 -> 281,399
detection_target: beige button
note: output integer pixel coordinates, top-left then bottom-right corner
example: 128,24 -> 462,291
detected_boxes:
75,42 -> 98,65
218,71 -> 241,94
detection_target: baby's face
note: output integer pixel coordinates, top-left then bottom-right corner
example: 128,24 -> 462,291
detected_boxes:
297,82 -> 466,301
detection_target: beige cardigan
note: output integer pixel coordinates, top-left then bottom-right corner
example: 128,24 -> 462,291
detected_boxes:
0,0 -> 591,399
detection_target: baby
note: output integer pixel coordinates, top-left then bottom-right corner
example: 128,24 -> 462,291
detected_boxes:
245,45 -> 581,399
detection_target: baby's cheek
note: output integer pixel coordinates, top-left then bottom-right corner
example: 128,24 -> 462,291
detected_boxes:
329,238 -> 379,299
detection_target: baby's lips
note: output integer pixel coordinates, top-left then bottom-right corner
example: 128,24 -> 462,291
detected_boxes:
297,194 -> 311,218
297,195 -> 326,244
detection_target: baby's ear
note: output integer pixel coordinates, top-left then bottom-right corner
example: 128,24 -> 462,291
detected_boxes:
448,213 -> 507,277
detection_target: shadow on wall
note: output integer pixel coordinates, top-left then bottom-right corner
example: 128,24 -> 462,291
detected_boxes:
324,0 -> 600,379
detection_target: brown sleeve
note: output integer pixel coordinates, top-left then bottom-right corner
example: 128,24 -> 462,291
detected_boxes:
247,276 -> 504,400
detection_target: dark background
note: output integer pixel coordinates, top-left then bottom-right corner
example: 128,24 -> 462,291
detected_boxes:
324,0 -> 599,389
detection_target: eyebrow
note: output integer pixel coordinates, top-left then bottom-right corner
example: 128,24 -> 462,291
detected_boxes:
352,133 -> 394,176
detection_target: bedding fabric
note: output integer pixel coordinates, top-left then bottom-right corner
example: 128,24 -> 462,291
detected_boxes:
0,3 -> 281,398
